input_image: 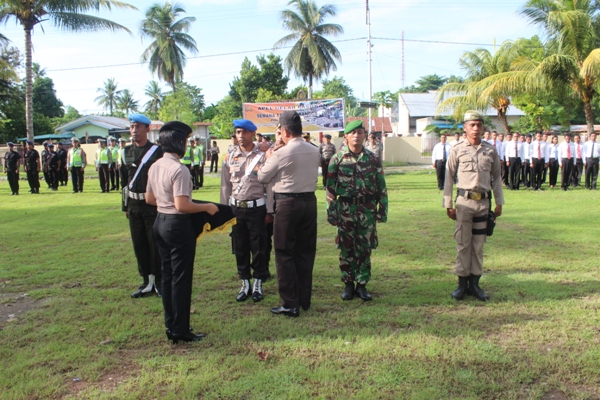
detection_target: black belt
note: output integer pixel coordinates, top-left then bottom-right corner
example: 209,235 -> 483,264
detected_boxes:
338,195 -> 377,205
457,189 -> 490,201
274,192 -> 314,200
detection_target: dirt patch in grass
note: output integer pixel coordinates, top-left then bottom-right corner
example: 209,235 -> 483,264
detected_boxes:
63,349 -> 142,398
542,389 -> 568,400
0,292 -> 47,328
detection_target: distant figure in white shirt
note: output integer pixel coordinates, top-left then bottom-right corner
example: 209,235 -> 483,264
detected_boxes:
548,135 -> 560,187
571,134 -> 584,187
583,132 -> 600,189
505,132 -> 523,190
558,133 -> 575,191
521,134 -> 533,188
530,131 -> 549,191
449,132 -> 461,147
483,130 -> 491,142
501,133 -> 511,187
431,134 -> 452,190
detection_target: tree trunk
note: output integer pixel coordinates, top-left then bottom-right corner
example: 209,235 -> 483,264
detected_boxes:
497,109 -> 510,134
308,74 -> 313,100
583,100 -> 594,135
24,25 -> 34,142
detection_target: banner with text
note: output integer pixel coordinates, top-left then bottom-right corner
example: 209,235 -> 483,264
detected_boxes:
243,98 -> 345,134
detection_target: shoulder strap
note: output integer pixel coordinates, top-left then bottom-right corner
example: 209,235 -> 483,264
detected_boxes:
128,145 -> 159,190
232,150 -> 264,197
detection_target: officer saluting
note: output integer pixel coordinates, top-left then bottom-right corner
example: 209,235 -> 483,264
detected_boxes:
123,113 -> 164,298
443,111 -> 504,301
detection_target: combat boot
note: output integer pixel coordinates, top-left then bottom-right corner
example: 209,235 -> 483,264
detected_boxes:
469,274 -> 489,301
252,279 -> 264,302
355,284 -> 372,301
451,276 -> 469,300
341,282 -> 355,301
131,274 -> 155,298
236,279 -> 251,302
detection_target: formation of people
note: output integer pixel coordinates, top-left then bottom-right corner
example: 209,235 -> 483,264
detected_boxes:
432,129 -> 600,192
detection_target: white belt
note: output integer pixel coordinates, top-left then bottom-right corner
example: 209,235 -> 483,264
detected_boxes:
229,197 -> 266,208
128,191 -> 146,200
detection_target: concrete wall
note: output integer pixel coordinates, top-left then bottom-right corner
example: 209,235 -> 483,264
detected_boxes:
383,136 -> 428,164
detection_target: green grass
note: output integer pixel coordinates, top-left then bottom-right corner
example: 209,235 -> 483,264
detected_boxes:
1,171 -> 600,399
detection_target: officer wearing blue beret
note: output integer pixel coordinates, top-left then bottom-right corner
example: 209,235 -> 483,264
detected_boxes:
4,142 -> 21,195
123,113 -> 164,298
24,140 -> 41,194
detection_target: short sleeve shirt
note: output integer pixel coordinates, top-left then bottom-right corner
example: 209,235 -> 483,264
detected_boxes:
147,152 -> 193,214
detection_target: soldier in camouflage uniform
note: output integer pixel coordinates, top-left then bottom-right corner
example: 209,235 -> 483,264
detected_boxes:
325,120 -> 388,301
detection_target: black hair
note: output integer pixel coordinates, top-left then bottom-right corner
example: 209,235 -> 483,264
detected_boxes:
282,123 -> 302,136
159,129 -> 187,158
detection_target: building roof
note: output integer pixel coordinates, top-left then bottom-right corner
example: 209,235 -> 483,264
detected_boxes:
399,91 -> 525,118
346,117 -> 393,133
55,115 -> 130,133
16,133 -> 75,142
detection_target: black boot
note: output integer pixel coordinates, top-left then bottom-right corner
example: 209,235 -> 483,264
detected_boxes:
451,276 -> 469,300
355,284 -> 372,301
341,282 -> 355,301
469,274 -> 489,301
252,279 -> 264,302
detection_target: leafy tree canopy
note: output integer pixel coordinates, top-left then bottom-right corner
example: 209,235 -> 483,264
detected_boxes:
159,82 -> 205,126
229,54 -> 289,103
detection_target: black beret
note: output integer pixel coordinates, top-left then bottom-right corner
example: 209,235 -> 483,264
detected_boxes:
160,121 -> 192,135
279,111 -> 302,127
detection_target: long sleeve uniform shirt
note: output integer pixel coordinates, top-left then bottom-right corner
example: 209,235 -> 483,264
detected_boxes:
443,140 -> 504,209
531,140 -> 549,162
558,142 -> 575,166
504,140 -> 524,160
583,141 -> 600,158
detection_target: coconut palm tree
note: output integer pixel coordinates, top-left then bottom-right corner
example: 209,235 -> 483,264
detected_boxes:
274,0 -> 343,99
0,0 -> 136,141
437,41 -> 520,133
140,2 -> 198,91
117,89 -> 139,115
95,78 -> 122,116
143,80 -> 164,119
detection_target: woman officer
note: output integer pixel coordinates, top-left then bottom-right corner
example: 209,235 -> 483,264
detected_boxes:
146,121 -> 218,343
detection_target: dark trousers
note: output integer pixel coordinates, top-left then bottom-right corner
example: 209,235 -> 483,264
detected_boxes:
532,158 -> 545,189
43,168 -> 50,187
109,162 -> 118,190
49,168 -> 59,190
119,165 -> 127,190
561,158 -> 573,189
571,158 -> 583,187
542,165 -> 548,184
273,194 -> 317,309
26,169 -> 39,192
435,160 -> 446,190
153,213 -> 195,335
192,165 -> 201,189
60,167 -> 68,185
7,171 -> 19,194
266,220 -> 273,271
71,167 -> 84,192
320,159 -> 331,187
501,162 -> 509,186
98,164 -> 110,192
549,158 -> 559,186
521,159 -> 531,187
128,206 -> 161,280
509,157 -> 521,189
585,157 -> 599,189
232,205 -> 269,280
209,154 -> 218,173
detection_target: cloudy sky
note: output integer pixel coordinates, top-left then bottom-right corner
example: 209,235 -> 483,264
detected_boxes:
1,0 -> 540,115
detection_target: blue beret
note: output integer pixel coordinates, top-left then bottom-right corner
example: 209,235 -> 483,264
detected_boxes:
128,113 -> 151,125
7,142 -> 14,146
47,143 -> 54,148
233,119 -> 257,132
26,140 -> 34,145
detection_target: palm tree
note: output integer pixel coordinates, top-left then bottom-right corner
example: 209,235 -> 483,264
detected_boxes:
437,41 -> 520,133
139,2 -> 198,91
117,89 -> 139,115
0,0 -> 136,141
143,80 -> 164,119
274,0 -> 343,99
95,78 -> 122,116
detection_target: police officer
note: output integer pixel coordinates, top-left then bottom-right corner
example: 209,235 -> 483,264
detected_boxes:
193,136 -> 204,189
95,139 -> 112,193
47,143 -> 60,191
319,134 -> 336,187
108,137 -> 119,190
221,119 -> 271,302
67,137 -> 86,193
123,113 -> 164,298
41,142 -> 50,189
258,111 -> 320,317
584,132 -> 600,189
444,111 -> 504,301
364,133 -> 383,162
326,120 -> 388,301
56,142 -> 68,186
23,141 -> 40,194
4,142 -> 20,195
181,137 -> 194,176
117,138 -> 127,189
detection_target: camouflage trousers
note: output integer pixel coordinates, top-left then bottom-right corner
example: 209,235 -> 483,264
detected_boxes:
336,201 -> 379,284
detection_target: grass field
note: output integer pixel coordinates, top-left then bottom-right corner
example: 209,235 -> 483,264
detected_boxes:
1,170 -> 600,399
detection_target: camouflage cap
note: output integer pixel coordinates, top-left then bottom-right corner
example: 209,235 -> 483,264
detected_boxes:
463,110 -> 484,123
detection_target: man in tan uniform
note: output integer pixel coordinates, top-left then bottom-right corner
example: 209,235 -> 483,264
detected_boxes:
443,110 -> 504,301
